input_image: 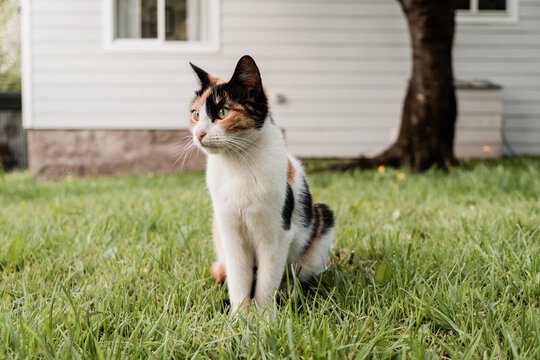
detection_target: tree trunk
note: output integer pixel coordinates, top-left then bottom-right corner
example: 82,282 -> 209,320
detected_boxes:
324,0 -> 457,172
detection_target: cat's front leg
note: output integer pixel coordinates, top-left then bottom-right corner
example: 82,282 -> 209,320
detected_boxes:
210,215 -> 226,284
253,234 -> 290,308
217,217 -> 254,313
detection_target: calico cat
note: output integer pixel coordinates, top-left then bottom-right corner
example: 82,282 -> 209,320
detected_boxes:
189,56 -> 334,312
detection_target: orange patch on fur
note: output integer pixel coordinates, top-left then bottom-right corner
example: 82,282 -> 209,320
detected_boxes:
191,88 -> 212,110
218,106 -> 256,132
209,75 -> 227,85
190,88 -> 212,127
287,158 -> 296,184
211,262 -> 226,284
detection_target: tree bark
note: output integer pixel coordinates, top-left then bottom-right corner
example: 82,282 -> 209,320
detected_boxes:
324,0 -> 457,172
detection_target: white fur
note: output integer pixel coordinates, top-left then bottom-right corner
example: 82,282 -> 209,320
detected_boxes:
193,113 -> 333,312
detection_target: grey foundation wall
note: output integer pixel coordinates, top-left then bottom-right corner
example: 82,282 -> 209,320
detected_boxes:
28,130 -> 205,180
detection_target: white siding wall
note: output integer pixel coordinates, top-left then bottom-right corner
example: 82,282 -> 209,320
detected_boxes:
24,0 -> 540,157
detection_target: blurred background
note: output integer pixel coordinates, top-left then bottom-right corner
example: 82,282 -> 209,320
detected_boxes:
1,0 -> 539,178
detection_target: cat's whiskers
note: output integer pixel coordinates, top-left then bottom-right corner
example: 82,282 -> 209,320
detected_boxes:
171,135 -> 194,148
235,137 -> 267,161
227,135 -> 262,153
223,137 -> 263,164
172,138 -> 189,164
171,135 -> 195,159
174,143 -> 191,169
174,137 -> 201,170
201,135 -> 243,162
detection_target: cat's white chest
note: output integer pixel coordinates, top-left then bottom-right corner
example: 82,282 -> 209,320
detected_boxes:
206,157 -> 282,209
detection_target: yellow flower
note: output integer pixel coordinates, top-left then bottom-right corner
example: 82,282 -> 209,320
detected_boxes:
396,172 -> 405,181
147,171 -> 155,178
483,145 -> 492,153
391,183 -> 399,190
378,165 -> 386,174
66,175 -> 74,182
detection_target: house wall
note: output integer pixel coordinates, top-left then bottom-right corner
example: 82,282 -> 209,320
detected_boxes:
23,0 -> 540,161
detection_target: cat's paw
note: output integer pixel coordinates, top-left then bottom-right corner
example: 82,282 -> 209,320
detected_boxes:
211,262 -> 226,284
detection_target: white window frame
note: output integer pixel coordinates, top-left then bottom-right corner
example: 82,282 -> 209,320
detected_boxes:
102,0 -> 220,53
457,0 -> 519,24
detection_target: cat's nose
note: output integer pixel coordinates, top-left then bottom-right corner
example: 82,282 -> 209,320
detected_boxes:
197,131 -> 207,143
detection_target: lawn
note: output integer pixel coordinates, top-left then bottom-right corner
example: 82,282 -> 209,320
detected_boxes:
1,158 -> 539,359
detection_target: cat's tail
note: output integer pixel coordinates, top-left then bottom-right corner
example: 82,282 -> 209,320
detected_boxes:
296,203 -> 335,280
311,203 -> 334,240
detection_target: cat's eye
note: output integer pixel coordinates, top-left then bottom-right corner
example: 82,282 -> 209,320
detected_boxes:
191,110 -> 199,121
217,107 -> 229,119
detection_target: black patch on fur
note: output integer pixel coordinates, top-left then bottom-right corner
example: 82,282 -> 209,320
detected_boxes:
318,203 -> 335,232
190,62 -> 210,95
205,85 -> 226,122
190,56 -> 268,128
202,83 -> 268,128
299,177 -> 313,228
301,206 -> 321,256
299,203 -> 334,258
282,183 -> 295,231
250,265 -> 257,299
225,56 -> 268,129
222,83 -> 268,129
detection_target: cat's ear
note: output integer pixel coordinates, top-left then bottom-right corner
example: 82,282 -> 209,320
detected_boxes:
190,62 -> 210,89
228,56 -> 263,99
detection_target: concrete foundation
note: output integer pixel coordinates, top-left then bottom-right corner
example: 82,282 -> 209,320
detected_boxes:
28,130 -> 205,180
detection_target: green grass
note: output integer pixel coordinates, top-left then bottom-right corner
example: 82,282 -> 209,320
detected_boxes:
1,158 -> 539,359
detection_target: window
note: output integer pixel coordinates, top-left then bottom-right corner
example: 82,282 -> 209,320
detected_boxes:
457,0 -> 519,23
103,0 -> 219,52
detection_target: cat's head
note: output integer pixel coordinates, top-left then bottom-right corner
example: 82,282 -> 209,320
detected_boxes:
188,55 -> 268,155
